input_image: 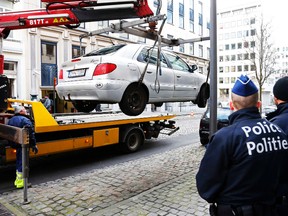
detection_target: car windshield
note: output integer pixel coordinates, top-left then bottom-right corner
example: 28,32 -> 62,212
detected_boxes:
83,44 -> 126,57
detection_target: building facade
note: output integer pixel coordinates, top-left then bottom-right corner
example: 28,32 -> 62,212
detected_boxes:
0,0 -> 210,113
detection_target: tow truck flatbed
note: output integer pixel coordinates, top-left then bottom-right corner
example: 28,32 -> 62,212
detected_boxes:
0,99 -> 179,165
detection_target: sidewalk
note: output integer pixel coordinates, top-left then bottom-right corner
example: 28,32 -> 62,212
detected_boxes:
0,143 -> 209,216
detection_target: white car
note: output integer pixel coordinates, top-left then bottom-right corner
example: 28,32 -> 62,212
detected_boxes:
56,44 -> 210,116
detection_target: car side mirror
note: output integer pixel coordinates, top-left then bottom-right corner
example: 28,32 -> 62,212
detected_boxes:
190,64 -> 198,72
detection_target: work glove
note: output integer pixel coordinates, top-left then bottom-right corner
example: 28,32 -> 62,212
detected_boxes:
31,145 -> 38,154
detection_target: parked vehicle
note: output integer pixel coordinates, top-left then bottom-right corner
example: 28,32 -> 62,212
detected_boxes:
199,107 -> 232,145
262,105 -> 276,118
56,44 -> 210,116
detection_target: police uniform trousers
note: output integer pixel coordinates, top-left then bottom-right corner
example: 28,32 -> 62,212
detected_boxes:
217,204 -> 277,216
16,148 -> 22,173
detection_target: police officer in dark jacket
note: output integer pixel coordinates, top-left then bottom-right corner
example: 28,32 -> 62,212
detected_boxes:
196,75 -> 288,216
7,105 -> 38,189
266,76 -> 288,216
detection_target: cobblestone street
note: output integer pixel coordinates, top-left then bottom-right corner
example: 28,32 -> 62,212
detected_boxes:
0,111 -> 210,216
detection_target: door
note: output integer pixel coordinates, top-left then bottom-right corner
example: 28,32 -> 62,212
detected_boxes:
164,51 -> 199,99
136,47 -> 174,102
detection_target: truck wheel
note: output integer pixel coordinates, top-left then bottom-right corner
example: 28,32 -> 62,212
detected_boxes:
121,128 -> 144,153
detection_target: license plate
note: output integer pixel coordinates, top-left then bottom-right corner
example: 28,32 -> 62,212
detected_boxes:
68,69 -> 86,78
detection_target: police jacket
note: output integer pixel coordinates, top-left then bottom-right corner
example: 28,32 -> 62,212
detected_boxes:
196,107 -> 288,206
267,102 -> 288,196
7,114 -> 36,148
268,102 -> 288,135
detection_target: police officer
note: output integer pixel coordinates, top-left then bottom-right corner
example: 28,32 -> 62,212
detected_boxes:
266,76 -> 288,216
7,105 -> 38,189
196,75 -> 288,216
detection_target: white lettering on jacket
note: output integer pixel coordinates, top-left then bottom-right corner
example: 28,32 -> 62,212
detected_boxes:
241,121 -> 287,155
246,137 -> 288,155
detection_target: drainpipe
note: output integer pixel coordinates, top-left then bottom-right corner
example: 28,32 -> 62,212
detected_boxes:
30,29 -> 37,101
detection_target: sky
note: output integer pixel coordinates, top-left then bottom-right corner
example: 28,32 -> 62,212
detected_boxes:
217,0 -> 288,46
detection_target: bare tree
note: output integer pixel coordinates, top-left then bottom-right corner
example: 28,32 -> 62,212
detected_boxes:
245,15 -> 277,109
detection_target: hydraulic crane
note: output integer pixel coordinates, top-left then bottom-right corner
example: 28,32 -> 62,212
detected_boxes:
0,0 -> 154,73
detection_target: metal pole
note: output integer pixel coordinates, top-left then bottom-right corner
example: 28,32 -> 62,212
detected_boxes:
30,31 -> 38,101
209,0 -> 218,137
22,128 -> 30,205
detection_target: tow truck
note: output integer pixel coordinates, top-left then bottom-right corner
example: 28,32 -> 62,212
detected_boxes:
0,0 -> 208,165
0,98 -> 178,165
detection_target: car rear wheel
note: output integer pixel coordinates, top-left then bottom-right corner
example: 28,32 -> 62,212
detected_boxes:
72,100 -> 97,113
119,84 -> 148,116
197,83 -> 210,108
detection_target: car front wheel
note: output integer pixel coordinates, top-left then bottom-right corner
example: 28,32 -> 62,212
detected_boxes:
119,84 -> 148,116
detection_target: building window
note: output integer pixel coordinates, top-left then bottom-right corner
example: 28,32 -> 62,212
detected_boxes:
231,55 -> 236,61
250,53 -> 255,59
225,44 -> 230,50
225,66 -> 229,72
231,66 -> 236,72
189,0 -> 194,32
225,55 -> 230,61
167,0 -> 173,24
198,1 -> 203,36
238,42 -> 242,49
244,41 -> 249,48
41,41 -> 57,87
179,44 -> 184,53
199,45 -> 203,57
250,41 -> 255,47
189,42 -> 194,55
244,53 -> 249,60
219,56 -> 223,61
251,29 -> 256,36
167,34 -> 174,50
98,21 -> 109,34
237,54 -> 242,60
243,30 -> 249,37
179,0 -> 184,28
231,44 -> 236,49
207,47 -> 210,59
72,45 -> 85,58
219,77 -> 224,83
250,18 -> 256,24
237,65 -> 242,72
219,67 -> 223,73
244,65 -> 249,71
237,31 -> 242,38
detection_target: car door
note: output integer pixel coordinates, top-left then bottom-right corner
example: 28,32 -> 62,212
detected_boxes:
136,47 -> 174,101
163,51 -> 200,100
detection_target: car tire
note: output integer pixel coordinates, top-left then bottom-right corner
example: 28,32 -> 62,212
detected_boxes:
72,100 -> 97,113
200,137 -> 209,145
120,127 -> 144,153
119,84 -> 148,116
197,83 -> 210,108
154,102 -> 163,107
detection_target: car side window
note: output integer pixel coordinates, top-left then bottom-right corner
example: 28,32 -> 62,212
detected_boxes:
137,47 -> 169,68
164,52 -> 190,72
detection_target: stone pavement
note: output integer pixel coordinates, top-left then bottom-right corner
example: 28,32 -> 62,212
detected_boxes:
0,113 -> 210,216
